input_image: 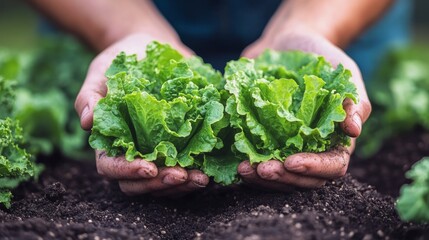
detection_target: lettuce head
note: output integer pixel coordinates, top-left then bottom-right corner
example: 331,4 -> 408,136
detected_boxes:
89,42 -> 230,175
225,50 -> 359,163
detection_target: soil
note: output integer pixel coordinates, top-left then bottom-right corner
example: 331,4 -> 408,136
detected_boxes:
1,129 -> 429,240
350,128 -> 429,197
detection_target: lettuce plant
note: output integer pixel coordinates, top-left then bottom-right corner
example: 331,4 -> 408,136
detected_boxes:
0,57 -> 41,208
225,50 -> 358,163
89,42 -> 232,182
358,47 -> 429,157
14,37 -> 93,158
397,157 -> 429,222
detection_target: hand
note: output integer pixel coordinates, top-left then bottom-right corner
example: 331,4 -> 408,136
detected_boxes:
75,33 -> 209,196
238,31 -> 371,191
96,150 -> 209,197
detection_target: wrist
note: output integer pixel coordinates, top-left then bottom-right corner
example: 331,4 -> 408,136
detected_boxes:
97,23 -> 181,52
261,0 -> 349,49
268,21 -> 341,48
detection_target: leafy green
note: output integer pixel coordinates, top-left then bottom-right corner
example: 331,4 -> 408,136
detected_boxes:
0,118 -> 41,208
12,37 -> 93,158
357,46 -> 429,157
0,55 -> 41,208
90,42 -> 234,184
0,55 -> 19,119
224,50 -> 358,163
397,157 -> 429,222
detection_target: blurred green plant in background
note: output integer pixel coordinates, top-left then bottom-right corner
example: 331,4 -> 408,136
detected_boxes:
357,45 -> 429,158
0,36 -> 94,159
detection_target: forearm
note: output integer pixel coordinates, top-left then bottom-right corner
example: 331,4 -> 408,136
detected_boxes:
265,0 -> 393,48
28,0 -> 179,51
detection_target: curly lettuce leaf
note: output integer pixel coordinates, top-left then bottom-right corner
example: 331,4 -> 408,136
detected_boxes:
0,118 -> 41,208
90,42 -> 232,182
203,155 -> 241,185
0,55 -> 20,119
225,50 -> 358,163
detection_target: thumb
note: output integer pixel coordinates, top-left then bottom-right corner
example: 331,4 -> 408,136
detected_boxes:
75,57 -> 109,130
241,40 -> 268,59
340,97 -> 372,138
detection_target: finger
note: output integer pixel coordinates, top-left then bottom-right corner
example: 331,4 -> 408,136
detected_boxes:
241,45 -> 259,59
340,97 -> 372,138
75,56 -> 109,130
284,145 -> 352,179
256,160 -> 326,188
151,170 -> 209,197
238,161 -> 295,192
118,167 -> 188,196
74,34 -> 150,130
176,45 -> 195,58
241,38 -> 270,58
96,150 -> 158,180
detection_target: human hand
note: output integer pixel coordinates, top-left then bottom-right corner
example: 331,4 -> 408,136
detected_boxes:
96,150 -> 209,197
238,31 -> 371,191
75,33 -> 209,196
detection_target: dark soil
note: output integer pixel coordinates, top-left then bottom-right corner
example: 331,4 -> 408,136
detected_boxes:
350,129 -> 429,197
1,130 -> 429,240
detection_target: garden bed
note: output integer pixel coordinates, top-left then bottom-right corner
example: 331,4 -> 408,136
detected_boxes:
1,129 -> 429,240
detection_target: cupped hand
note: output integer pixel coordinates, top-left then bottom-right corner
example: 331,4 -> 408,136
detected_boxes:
75,33 -> 209,196
238,31 -> 371,191
238,142 -> 354,191
96,150 -> 209,197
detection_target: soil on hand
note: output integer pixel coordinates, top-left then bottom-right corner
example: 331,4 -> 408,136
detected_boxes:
1,130 -> 429,240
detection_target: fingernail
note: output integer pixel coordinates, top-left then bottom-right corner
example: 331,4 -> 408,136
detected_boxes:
81,105 -> 90,120
262,172 -> 280,180
138,168 -> 156,178
239,167 -> 255,176
162,174 -> 186,185
238,162 -> 255,176
352,113 -> 362,132
192,181 -> 207,188
240,169 -> 254,176
285,164 -> 307,173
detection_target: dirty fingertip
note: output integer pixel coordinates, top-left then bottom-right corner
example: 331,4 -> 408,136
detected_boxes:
341,114 -> 361,138
190,174 -> 209,187
256,161 -> 283,180
238,161 -> 256,176
284,154 -> 309,173
162,174 -> 187,185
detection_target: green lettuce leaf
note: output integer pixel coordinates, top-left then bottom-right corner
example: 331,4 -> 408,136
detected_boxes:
225,50 -> 358,163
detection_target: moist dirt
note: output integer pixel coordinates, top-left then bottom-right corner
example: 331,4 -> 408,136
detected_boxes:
1,129 -> 429,240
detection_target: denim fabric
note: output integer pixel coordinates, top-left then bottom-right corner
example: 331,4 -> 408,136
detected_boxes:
345,0 -> 412,81
154,0 -> 411,80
